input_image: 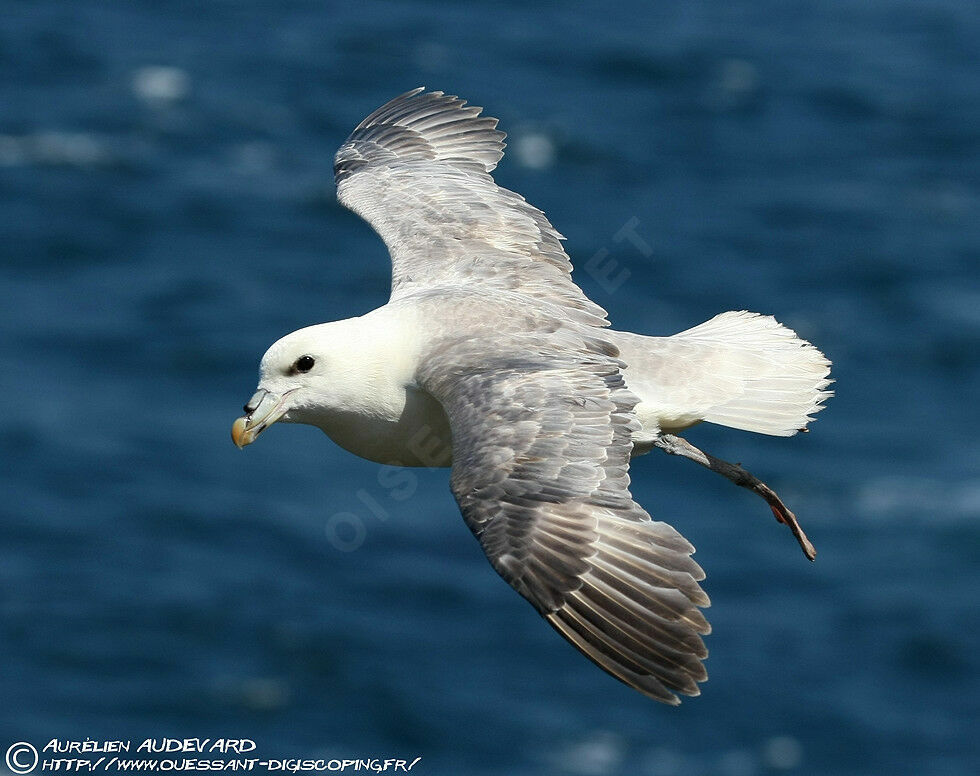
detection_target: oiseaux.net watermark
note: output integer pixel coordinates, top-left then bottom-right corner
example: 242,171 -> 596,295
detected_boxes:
5,740 -> 422,774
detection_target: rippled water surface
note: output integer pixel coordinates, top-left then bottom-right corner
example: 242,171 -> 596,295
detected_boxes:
1,2 -> 978,775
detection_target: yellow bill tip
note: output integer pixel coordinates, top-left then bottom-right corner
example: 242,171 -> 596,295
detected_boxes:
231,416 -> 250,449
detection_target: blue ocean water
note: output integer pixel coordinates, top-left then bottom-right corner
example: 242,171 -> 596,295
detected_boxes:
1,1 -> 978,774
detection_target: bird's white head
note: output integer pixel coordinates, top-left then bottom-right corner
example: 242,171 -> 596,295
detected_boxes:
231,318 -> 382,449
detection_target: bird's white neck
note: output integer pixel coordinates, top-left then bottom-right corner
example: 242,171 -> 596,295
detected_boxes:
283,305 -> 452,467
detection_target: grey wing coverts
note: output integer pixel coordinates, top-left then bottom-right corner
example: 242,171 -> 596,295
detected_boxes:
420,344 -> 710,704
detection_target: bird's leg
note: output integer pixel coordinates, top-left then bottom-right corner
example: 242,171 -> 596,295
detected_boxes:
653,433 -> 817,561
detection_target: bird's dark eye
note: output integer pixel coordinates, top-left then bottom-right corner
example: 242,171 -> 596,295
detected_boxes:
294,355 -> 315,373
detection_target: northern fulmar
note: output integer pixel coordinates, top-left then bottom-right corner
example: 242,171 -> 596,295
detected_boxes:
232,88 -> 832,704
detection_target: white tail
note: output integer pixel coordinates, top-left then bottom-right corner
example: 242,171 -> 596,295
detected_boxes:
617,311 -> 833,439
669,311 -> 833,436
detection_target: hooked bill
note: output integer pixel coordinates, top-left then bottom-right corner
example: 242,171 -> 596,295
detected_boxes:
231,416 -> 249,449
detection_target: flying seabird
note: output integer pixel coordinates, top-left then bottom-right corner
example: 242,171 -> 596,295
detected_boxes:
232,89 -> 832,704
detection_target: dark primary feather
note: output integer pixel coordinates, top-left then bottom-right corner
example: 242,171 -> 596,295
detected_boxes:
334,87 -> 506,180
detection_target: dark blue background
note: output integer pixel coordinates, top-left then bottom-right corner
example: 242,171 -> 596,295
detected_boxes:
1,1 -> 978,774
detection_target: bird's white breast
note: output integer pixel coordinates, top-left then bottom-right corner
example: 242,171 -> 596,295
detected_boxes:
314,385 -> 453,467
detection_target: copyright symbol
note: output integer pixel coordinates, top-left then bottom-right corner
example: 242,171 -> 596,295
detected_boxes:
6,742 -> 38,775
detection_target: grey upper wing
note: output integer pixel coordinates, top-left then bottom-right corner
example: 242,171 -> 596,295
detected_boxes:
420,342 -> 710,704
334,89 -> 608,327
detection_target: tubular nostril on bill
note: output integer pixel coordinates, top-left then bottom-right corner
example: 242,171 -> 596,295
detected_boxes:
242,388 -> 268,417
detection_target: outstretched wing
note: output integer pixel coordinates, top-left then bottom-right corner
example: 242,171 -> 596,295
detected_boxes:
420,341 -> 710,704
334,89 -> 608,327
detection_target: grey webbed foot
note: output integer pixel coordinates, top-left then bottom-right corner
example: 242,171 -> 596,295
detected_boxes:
654,434 -> 817,561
